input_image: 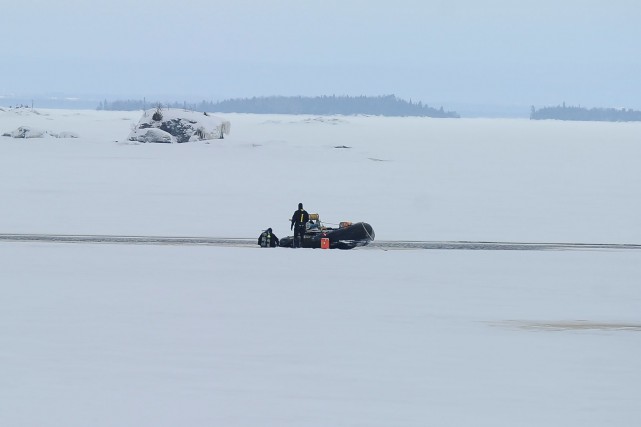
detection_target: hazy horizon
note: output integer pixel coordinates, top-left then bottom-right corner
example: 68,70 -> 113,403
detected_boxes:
3,0 -> 640,113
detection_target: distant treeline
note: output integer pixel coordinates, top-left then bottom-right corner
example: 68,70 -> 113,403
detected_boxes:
97,95 -> 459,118
97,99 -> 148,111
530,103 -> 641,122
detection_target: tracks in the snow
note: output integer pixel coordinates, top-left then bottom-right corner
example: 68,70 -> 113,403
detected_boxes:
1,233 -> 640,252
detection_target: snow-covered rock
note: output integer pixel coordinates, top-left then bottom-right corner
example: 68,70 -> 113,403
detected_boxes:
2,126 -> 80,139
130,128 -> 174,144
54,131 -> 79,139
128,108 -> 231,143
4,126 -> 48,138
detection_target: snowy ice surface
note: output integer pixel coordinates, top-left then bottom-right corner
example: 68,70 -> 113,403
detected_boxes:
1,109 -> 641,427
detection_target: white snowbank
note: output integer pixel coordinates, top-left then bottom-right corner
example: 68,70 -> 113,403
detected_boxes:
130,127 -> 173,143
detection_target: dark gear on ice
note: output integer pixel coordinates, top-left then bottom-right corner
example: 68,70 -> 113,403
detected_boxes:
290,203 -> 309,248
279,216 -> 375,250
258,228 -> 279,247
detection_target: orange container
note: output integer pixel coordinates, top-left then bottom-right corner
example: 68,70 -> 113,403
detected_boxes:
320,237 -> 330,249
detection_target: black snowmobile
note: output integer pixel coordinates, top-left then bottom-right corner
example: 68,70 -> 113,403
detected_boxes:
279,214 -> 375,249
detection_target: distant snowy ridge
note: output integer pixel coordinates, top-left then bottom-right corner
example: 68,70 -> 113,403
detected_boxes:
128,108 -> 231,143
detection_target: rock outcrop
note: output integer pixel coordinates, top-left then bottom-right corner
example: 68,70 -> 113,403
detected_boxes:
128,109 -> 231,143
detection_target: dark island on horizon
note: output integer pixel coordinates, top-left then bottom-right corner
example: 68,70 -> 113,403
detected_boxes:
4,95 -> 641,121
530,103 -> 641,122
97,95 -> 460,118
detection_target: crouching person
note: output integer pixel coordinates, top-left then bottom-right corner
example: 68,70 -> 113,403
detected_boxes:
258,228 -> 279,247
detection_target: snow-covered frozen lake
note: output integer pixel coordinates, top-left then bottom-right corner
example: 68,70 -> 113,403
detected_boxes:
1,108 -> 640,426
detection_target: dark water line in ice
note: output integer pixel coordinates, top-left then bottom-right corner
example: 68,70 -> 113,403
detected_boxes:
1,233 -> 640,252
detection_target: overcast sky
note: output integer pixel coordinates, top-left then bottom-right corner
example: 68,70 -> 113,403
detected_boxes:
2,0 -> 640,109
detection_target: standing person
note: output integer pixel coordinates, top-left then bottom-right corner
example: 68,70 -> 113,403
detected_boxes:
291,203 -> 309,248
258,228 -> 279,248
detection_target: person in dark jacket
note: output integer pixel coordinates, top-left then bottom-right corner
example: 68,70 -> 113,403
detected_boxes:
258,228 -> 279,247
290,203 -> 309,248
